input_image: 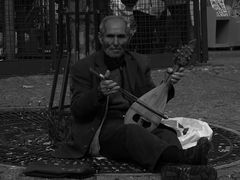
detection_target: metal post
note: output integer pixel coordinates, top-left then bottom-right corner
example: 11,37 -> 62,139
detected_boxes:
58,0 -> 64,61
75,0 -> 79,62
93,0 -> 101,50
85,0 -> 90,55
193,0 -> 201,64
48,0 -> 58,110
68,0 -> 76,64
4,0 -> 15,61
200,0 -> 209,63
58,13 -> 71,111
40,0 -> 46,60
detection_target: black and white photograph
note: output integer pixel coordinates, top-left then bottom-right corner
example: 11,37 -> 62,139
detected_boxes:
0,0 -> 240,179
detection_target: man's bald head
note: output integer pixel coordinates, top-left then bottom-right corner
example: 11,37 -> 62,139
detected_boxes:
99,15 -> 131,36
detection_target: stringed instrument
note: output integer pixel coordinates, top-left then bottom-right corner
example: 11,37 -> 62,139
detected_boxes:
124,39 -> 196,132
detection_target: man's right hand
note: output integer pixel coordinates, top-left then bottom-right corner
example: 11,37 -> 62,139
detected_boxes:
99,70 -> 120,96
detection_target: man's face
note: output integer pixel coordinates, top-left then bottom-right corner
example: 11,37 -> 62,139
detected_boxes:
99,19 -> 129,58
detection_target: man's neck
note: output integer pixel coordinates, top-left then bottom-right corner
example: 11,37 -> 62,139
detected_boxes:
104,53 -> 125,71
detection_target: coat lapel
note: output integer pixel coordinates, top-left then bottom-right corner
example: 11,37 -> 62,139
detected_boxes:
124,52 -> 137,92
93,50 -> 107,75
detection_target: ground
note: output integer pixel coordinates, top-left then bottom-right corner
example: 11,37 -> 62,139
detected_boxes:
0,50 -> 240,179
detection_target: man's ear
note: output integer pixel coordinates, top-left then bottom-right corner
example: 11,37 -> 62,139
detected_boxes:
128,33 -> 133,42
98,32 -> 103,44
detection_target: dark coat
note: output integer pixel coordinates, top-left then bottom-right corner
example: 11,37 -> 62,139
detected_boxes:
53,50 -> 174,159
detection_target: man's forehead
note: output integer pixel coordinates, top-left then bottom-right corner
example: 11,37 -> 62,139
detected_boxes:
105,18 -> 126,30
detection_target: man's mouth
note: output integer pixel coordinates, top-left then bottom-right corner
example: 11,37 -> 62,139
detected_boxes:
111,49 -> 121,52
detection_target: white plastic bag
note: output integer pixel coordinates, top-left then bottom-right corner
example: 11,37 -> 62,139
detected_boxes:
162,117 -> 213,149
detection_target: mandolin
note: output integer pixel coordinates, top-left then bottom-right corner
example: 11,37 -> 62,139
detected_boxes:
124,39 -> 196,132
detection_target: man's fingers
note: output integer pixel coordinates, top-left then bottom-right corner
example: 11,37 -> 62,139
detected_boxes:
108,82 -> 119,89
103,86 -> 120,95
105,84 -> 120,93
111,85 -> 120,91
171,74 -> 181,80
173,72 -> 184,77
101,80 -> 114,86
100,80 -> 120,95
100,70 -> 121,95
178,67 -> 185,72
101,81 -> 117,88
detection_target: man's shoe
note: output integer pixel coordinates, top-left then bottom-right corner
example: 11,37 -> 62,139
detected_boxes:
182,137 -> 212,165
160,164 -> 217,180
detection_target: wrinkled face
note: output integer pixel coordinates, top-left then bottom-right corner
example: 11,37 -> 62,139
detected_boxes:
99,19 -> 130,58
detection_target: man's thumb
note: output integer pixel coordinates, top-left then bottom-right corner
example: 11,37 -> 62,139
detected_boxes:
167,68 -> 173,74
104,70 -> 111,79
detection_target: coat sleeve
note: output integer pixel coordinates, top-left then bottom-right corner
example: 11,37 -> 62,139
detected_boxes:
70,62 -> 106,122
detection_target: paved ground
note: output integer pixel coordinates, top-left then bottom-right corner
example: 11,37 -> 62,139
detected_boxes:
0,50 -> 240,179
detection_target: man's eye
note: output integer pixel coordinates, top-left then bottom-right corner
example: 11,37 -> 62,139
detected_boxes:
118,35 -> 127,38
106,35 -> 115,38
105,35 -> 127,38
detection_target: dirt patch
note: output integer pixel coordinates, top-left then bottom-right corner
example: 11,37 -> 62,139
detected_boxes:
0,75 -> 70,108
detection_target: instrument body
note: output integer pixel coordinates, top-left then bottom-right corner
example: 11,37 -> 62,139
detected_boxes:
124,40 -> 196,132
125,82 -> 170,131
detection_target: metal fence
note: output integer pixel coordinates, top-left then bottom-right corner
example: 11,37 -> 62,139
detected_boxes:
0,0 -> 50,61
58,0 -> 206,59
0,0 -> 208,76
109,0 -> 194,54
65,0 -> 208,65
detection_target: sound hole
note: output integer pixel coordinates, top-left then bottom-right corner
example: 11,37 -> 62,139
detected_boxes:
132,114 -> 140,123
132,114 -> 151,128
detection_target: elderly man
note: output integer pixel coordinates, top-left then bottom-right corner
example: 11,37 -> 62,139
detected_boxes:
55,15 -> 217,179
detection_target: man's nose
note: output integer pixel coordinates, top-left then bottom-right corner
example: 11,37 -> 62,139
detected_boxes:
113,36 -> 119,45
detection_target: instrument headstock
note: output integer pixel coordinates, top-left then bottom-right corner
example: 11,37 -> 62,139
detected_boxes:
173,39 -> 196,67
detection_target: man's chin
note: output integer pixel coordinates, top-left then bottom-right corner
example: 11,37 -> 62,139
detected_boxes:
106,52 -> 123,58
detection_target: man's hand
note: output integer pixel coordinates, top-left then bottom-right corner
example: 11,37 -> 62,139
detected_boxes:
167,67 -> 185,85
99,70 -> 120,96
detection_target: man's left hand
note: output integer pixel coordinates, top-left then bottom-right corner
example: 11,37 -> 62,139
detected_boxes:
167,67 -> 185,84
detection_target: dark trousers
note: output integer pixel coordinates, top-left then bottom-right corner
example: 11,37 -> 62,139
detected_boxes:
99,115 -> 182,171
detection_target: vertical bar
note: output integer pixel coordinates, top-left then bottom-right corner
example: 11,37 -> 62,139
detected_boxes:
193,0 -> 201,64
49,0 -> 57,70
58,0 -> 64,58
93,0 -> 101,50
85,0 -> 90,55
68,0 -> 76,64
4,0 -> 15,61
48,0 -> 58,110
200,0 -> 209,63
58,13 -> 71,111
75,0 -> 79,62
41,0 -> 46,60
